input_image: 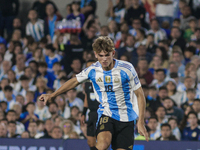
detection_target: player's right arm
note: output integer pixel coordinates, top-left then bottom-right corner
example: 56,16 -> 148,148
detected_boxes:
39,77 -> 79,105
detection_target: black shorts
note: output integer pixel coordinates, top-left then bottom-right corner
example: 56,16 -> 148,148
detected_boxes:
87,111 -> 98,136
96,114 -> 134,150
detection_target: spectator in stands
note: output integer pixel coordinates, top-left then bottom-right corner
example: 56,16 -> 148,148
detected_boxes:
147,117 -> 161,140
182,111 -> 200,141
55,95 -> 70,119
34,77 -> 47,102
155,106 -> 168,131
81,26 -> 97,51
192,99 -> 200,120
149,55 -> 166,75
20,102 -> 39,130
184,46 -> 196,65
80,0 -> 97,20
136,58 -> 153,85
0,111 -> 4,120
35,98 -> 51,121
156,123 -> 177,141
132,44 -> 152,66
44,3 -> 62,40
154,0 -> 174,27
36,120 -> 45,137
170,27 -> 186,53
38,62 -> 55,89
7,121 -> 20,138
148,19 -> 167,44
172,51 -> 185,77
69,131 -> 80,139
0,60 -> 12,80
45,44 -> 61,72
19,75 -> 36,98
106,0 -> 125,24
67,1 -> 85,27
28,121 -> 38,138
51,126 -> 63,139
0,0 -> 19,37
25,91 -> 35,105
12,102 -> 23,120
117,34 -> 135,59
178,76 -> 195,92
66,89 -> 83,111
52,62 -> 62,79
180,5 -> 195,30
3,85 -> 15,111
181,88 -> 196,111
124,0 -> 146,27
151,69 -> 167,89
135,29 -> 147,48
7,70 -> 19,93
26,9 -> 44,42
6,110 -> 25,135
0,78 -> 10,99
54,116 -> 64,126
166,79 -> 186,108
67,58 -> 82,79
0,123 -> 7,138
40,119 -> 54,139
62,119 -> 75,139
168,117 -> 181,140
184,18 -> 197,41
155,47 -> 169,69
146,34 -> 157,54
21,131 -> 30,138
13,53 -> 26,79
48,102 -> 59,120
163,97 -> 184,124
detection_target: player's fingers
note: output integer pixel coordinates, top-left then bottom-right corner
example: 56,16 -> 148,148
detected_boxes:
144,131 -> 149,142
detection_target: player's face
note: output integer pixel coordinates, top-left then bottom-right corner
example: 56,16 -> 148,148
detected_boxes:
95,50 -> 115,70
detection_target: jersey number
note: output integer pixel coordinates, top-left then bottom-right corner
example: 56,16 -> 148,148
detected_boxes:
105,85 -> 113,92
100,117 -> 109,125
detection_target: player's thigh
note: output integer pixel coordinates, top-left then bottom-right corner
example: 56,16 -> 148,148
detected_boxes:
112,121 -> 134,150
96,131 -> 112,149
87,136 -> 96,147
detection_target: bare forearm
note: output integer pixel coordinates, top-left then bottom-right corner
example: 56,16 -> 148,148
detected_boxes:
135,87 -> 146,123
51,77 -> 79,98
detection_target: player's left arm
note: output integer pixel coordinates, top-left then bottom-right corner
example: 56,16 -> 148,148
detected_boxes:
134,87 -> 149,142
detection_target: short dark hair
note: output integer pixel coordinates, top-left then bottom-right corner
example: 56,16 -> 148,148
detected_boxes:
163,97 -> 173,102
184,46 -> 196,55
173,18 -> 180,23
193,99 -> 200,103
156,106 -> 165,112
60,76 -> 68,82
49,102 -> 58,108
8,121 -> 16,125
36,120 -> 45,126
159,86 -> 168,92
161,123 -> 171,130
19,75 -> 29,81
148,116 -> 158,122
186,88 -> 196,93
149,86 -> 157,91
188,111 -> 198,118
45,44 -> 55,52
4,85 -> 13,92
155,68 -> 165,74
168,117 -> 178,124
26,102 -> 35,107
29,60 -> 38,67
142,84 -> 149,90
6,110 -> 16,115
38,62 -> 48,68
53,62 -> 61,66
39,37 -> 48,44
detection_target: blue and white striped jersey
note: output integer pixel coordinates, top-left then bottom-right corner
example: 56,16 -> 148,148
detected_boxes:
76,59 -> 141,122
26,19 -> 44,42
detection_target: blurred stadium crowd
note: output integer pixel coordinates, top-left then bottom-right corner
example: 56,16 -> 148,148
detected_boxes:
0,0 -> 200,141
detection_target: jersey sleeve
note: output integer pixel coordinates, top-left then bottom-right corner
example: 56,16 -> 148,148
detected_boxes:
76,67 -> 91,83
129,65 -> 141,91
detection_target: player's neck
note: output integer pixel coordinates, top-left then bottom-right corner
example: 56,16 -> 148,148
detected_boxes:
102,60 -> 115,71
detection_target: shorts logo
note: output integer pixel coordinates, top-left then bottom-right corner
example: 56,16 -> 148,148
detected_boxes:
97,77 -> 103,82
100,124 -> 105,130
114,77 -> 120,83
128,145 -> 133,149
134,76 -> 139,85
105,76 -> 111,83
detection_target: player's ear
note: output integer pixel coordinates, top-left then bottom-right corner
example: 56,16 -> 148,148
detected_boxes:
94,51 -> 98,58
112,50 -> 115,57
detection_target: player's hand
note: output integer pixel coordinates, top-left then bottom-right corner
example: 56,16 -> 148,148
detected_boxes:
39,94 -> 53,105
80,115 -> 86,126
138,123 -> 149,142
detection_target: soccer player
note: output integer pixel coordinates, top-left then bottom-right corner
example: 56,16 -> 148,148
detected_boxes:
39,36 -> 148,150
